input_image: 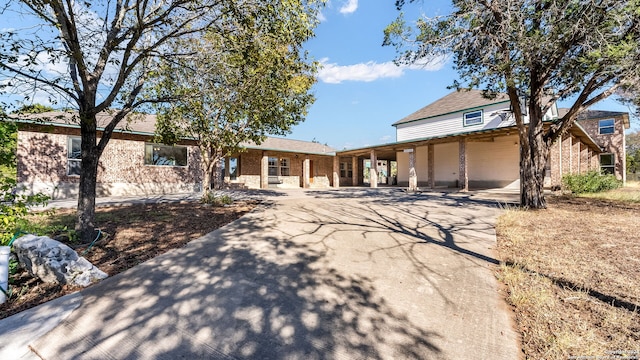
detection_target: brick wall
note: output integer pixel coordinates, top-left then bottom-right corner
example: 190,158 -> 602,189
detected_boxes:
232,149 -> 334,189
578,117 -> 626,180
17,131 -> 203,198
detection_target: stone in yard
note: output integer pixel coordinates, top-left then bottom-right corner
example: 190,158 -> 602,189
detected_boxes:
13,234 -> 108,287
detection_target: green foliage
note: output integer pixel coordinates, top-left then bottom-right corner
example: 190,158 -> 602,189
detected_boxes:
200,192 -> 233,207
151,1 -> 322,190
627,131 -> 640,174
14,104 -> 54,114
0,121 -> 17,179
387,0 -> 640,208
0,176 -> 50,246
562,171 -> 622,194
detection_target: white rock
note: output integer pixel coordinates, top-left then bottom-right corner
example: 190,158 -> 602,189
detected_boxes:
13,234 -> 107,287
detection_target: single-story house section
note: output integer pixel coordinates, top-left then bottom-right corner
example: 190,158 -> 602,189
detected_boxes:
335,90 -> 629,191
14,112 -> 336,199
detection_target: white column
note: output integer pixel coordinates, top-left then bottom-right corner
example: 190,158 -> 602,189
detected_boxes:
370,150 -> 378,188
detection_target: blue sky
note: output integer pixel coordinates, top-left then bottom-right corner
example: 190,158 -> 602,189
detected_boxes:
1,1 -> 634,149
291,1 -> 635,150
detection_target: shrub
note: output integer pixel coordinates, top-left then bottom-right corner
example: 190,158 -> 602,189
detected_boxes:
1,176 -> 50,246
562,171 -> 622,194
200,191 -> 233,207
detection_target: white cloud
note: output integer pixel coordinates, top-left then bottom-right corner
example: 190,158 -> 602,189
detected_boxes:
339,0 -> 358,14
317,11 -> 327,22
379,135 -> 392,142
318,56 -> 447,84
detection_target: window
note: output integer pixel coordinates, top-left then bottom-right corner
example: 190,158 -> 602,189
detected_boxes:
268,157 -> 290,176
600,154 -> 615,175
340,161 -> 353,178
229,157 -> 238,180
598,119 -> 615,135
279,158 -> 290,176
67,137 -> 81,176
144,144 -> 187,166
268,157 -> 278,176
463,110 -> 483,126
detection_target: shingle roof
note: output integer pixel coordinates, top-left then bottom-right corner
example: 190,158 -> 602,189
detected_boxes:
243,137 -> 335,155
13,111 -> 335,155
558,108 -> 630,128
15,111 -> 157,134
392,89 -> 510,126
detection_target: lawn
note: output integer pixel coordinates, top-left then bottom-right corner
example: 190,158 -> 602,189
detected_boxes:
496,187 -> 640,359
0,200 -> 256,320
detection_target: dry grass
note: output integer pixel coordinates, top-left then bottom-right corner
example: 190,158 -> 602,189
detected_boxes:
0,200 -> 257,319
578,181 -> 640,203
496,194 -> 640,359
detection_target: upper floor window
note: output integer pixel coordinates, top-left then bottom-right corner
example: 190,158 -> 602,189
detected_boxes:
463,110 -> 483,126
67,137 -> 82,176
598,119 -> 615,135
144,144 -> 187,166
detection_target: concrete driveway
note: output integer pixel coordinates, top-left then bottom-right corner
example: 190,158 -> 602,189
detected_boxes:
3,188 -> 519,359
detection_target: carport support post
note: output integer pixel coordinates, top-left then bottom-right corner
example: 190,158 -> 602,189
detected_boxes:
370,150 -> 378,188
428,144 -> 435,189
260,152 -> 268,189
408,147 -> 418,192
351,157 -> 358,186
332,156 -> 340,188
303,156 -> 310,188
459,137 -> 468,191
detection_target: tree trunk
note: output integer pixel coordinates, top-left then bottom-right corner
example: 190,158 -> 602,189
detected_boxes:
76,115 -> 100,243
212,157 -> 223,190
520,104 -> 549,209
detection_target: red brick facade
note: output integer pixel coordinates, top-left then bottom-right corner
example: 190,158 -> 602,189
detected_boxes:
17,130 -> 202,198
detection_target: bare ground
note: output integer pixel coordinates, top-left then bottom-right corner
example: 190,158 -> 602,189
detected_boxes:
496,195 -> 640,359
0,200 -> 257,320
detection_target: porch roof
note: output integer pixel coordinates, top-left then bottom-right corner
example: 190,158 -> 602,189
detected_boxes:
336,122 -> 601,159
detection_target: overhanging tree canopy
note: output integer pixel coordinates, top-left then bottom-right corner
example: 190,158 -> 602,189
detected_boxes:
151,2 -> 318,192
385,0 -> 640,207
0,0 -> 322,242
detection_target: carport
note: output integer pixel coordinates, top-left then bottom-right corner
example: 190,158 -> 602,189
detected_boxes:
336,127 -> 523,192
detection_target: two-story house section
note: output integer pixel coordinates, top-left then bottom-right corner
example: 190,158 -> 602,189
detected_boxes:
548,109 -> 630,185
392,90 -> 562,189
336,90 -> 616,191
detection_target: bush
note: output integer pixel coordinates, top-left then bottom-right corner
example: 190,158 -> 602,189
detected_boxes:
562,171 -> 622,194
1,176 -> 50,246
200,191 -> 233,207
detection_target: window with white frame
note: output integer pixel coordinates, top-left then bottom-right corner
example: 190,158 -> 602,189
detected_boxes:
279,158 -> 290,176
463,110 -> 483,126
340,161 -> 353,178
598,119 -> 615,135
144,144 -> 187,166
268,157 -> 290,176
268,157 -> 278,176
67,137 -> 82,176
600,153 -> 615,174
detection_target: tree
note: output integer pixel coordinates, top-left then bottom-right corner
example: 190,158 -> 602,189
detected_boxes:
0,1 -> 320,242
385,0 -> 640,208
152,2 -> 319,192
627,131 -> 640,175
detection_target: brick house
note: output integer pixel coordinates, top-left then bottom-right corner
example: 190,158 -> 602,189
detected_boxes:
14,112 -> 336,199
13,92 -> 628,197
335,90 -> 629,190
